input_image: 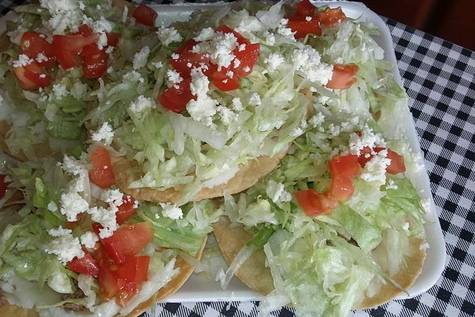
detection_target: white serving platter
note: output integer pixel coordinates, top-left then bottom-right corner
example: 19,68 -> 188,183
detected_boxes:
151,1 -> 447,304
0,0 -> 446,307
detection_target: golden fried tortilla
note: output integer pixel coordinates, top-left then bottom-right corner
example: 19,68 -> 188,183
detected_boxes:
213,216 -> 426,309
213,216 -> 274,294
0,236 -> 207,317
112,151 -> 286,204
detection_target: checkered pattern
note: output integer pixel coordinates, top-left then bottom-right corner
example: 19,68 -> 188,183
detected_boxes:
1,1 -> 474,317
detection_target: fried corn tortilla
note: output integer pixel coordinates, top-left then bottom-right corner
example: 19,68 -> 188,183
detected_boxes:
0,236 -> 207,317
213,216 -> 274,295
112,151 -> 286,204
213,216 -> 426,309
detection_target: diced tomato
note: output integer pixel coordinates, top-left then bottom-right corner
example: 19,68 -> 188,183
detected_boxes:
106,32 -> 120,47
211,68 -> 240,91
158,78 -> 195,113
100,223 -> 153,264
294,0 -> 317,18
326,64 -> 359,89
287,18 -> 321,39
215,26 -> 260,78
132,4 -> 157,27
170,40 -> 212,78
52,33 -> 98,70
89,146 -> 115,189
20,32 -> 55,67
329,155 -> 361,180
386,149 -> 406,174
327,155 -> 361,201
294,189 -> 337,216
67,252 -> 100,278
116,195 -> 136,224
357,146 -> 373,167
98,263 -> 119,299
318,7 -> 347,27
92,222 -> 103,236
233,42 -> 260,77
0,175 -> 7,199
115,256 -> 150,306
81,44 -> 108,79
78,24 -> 94,36
327,175 -> 354,201
13,61 -> 51,90
357,147 -> 406,174
215,25 -> 248,44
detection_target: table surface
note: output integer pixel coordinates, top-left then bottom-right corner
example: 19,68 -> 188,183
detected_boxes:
1,1 -> 474,317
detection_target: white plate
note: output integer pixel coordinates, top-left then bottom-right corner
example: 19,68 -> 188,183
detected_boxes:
151,1 -> 447,303
0,0 -> 446,306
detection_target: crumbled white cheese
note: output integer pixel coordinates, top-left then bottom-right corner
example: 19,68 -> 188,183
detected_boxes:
97,32 -> 108,50
80,232 -> 99,249
157,27 -> 182,46
265,53 -> 284,71
349,126 -> 386,155
123,70 -> 144,83
305,16 -> 313,22
133,46 -> 150,70
52,83 -> 69,99
48,227 -> 72,237
328,123 -> 341,137
39,0 -> 83,34
45,228 -> 84,264
152,61 -> 163,69
171,53 -> 180,60
88,206 -> 118,239
309,112 -> 325,127
226,70 -> 234,78
62,154 -> 86,176
194,27 -> 215,42
130,95 -> 154,113
233,59 -> 241,69
91,122 -> 114,146
249,92 -> 262,106
167,69 -> 183,87
60,192 -> 89,222
292,47 -> 333,85
264,32 -> 276,46
277,19 -> 295,39
91,16 -> 113,33
360,149 -> 391,185
160,203 -> 183,220
186,68 -> 217,126
216,106 -> 237,126
231,97 -> 244,111
35,53 -> 49,63
101,188 -> 123,208
238,43 -> 246,52
192,31 -> 238,69
12,54 -> 32,68
266,180 -> 292,203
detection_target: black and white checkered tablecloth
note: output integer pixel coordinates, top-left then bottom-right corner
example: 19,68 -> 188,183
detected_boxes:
1,1 -> 474,317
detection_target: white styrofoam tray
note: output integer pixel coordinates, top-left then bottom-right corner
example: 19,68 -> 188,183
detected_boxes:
0,0 -> 446,306
153,1 -> 447,303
